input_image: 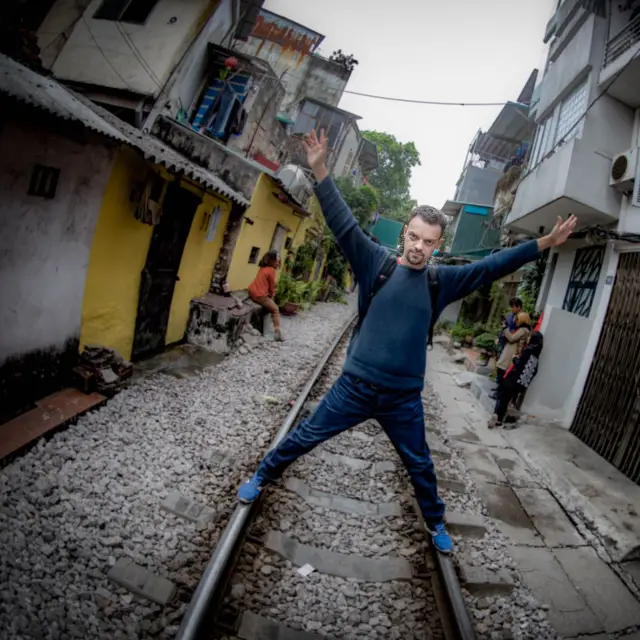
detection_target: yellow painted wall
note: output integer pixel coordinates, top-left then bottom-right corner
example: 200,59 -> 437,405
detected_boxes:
80,148 -> 153,359
80,146 -> 230,359
227,174 -> 303,291
165,193 -> 230,344
291,194 -> 327,283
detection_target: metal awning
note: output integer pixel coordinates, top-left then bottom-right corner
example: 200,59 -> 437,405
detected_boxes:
302,96 -> 362,121
472,101 -> 533,161
441,200 -> 465,216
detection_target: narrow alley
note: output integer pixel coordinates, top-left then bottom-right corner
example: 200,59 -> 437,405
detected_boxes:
3,1 -> 640,639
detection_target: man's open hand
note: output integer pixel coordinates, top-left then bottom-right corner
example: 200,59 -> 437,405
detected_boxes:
538,215 -> 578,250
302,129 -> 329,181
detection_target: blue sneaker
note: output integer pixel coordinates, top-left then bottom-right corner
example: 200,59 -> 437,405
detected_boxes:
430,522 -> 453,554
237,473 -> 265,504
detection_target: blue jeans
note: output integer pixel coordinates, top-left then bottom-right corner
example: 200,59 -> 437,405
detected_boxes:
257,373 -> 446,527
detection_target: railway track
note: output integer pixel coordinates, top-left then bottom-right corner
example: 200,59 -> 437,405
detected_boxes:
175,315 -> 477,640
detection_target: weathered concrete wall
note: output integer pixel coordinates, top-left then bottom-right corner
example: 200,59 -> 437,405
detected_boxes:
39,0 -> 211,96
153,116 -> 263,200
0,117 -> 115,418
233,8 -> 323,108
301,55 -> 350,109
233,8 -> 351,111
162,0 -> 237,117
227,71 -> 288,166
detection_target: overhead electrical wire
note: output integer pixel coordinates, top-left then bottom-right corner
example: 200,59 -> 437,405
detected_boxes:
79,13 -> 136,92
338,88 -> 511,107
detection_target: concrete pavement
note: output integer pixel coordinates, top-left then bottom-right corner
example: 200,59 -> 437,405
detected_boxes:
428,341 -> 640,639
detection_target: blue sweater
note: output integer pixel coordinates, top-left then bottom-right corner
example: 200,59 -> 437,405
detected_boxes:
315,177 -> 541,390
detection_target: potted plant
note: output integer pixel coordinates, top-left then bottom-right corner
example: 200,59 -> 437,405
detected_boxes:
275,274 -> 306,315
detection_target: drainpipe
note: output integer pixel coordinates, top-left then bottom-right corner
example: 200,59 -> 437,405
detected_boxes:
633,107 -> 640,148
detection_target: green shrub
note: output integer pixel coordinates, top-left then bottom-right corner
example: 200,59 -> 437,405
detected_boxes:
474,332 -> 497,351
436,319 -> 454,334
451,322 -> 472,341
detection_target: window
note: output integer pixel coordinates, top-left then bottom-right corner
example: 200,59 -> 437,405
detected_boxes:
563,246 -> 605,318
248,246 -> 260,264
342,150 -> 355,177
529,79 -> 588,168
94,0 -> 158,24
270,224 -> 287,253
28,164 -> 60,199
530,115 -> 555,167
556,79 -> 588,143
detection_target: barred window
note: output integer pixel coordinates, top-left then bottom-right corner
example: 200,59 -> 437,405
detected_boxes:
563,246 -> 605,318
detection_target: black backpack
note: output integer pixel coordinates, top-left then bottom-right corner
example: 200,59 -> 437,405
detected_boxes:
353,257 -> 441,348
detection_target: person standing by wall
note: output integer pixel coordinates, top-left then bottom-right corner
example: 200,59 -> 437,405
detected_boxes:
495,310 -> 531,397
489,331 -> 544,429
237,129 -> 577,554
491,297 -> 523,399
248,251 -> 283,341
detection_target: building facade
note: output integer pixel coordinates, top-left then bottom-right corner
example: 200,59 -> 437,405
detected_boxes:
504,0 -> 640,485
0,53 -> 248,421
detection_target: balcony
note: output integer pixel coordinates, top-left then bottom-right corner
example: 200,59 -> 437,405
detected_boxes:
600,13 -> 640,107
506,136 -> 621,234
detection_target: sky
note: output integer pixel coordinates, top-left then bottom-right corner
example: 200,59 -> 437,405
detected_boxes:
263,0 -> 555,209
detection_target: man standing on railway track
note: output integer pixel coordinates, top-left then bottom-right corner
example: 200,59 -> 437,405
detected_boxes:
238,129 -> 577,553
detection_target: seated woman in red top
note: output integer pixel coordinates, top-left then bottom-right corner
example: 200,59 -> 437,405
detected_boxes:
248,250 -> 283,341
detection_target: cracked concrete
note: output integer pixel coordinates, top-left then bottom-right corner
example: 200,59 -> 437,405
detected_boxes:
428,343 -> 640,638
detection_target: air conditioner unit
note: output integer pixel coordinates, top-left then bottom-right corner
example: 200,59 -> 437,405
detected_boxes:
610,148 -> 638,192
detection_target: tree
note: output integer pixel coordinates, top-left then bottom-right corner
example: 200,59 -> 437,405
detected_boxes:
333,177 -> 379,227
361,130 -> 421,223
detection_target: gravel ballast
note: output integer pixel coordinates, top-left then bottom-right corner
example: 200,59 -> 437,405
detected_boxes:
0,298 -> 355,640
223,338 -> 444,640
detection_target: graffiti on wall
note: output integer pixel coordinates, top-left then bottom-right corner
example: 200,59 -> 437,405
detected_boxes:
250,10 -> 324,56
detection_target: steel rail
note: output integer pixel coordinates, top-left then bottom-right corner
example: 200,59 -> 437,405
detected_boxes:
175,313 -> 357,640
436,551 -> 478,640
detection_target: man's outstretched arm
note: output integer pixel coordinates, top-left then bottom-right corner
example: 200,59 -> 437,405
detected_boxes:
436,215 -> 577,309
304,129 -> 387,286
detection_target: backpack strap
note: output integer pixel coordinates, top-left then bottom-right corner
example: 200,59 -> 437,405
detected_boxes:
427,266 -> 440,350
353,256 -> 397,337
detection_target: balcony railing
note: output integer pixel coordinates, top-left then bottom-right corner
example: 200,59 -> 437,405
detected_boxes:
604,13 -> 640,67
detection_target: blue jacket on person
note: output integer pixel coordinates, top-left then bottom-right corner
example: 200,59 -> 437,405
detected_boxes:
314,177 -> 541,391
498,311 -> 518,355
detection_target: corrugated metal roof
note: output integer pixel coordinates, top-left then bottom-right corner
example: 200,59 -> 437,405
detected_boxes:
0,54 -> 250,207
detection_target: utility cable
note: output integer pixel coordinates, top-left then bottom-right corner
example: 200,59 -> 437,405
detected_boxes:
116,22 -> 167,94
79,13 -> 136,93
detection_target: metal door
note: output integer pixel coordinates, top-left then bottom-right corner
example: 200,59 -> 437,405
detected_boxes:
132,183 -> 201,359
571,251 -> 640,484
